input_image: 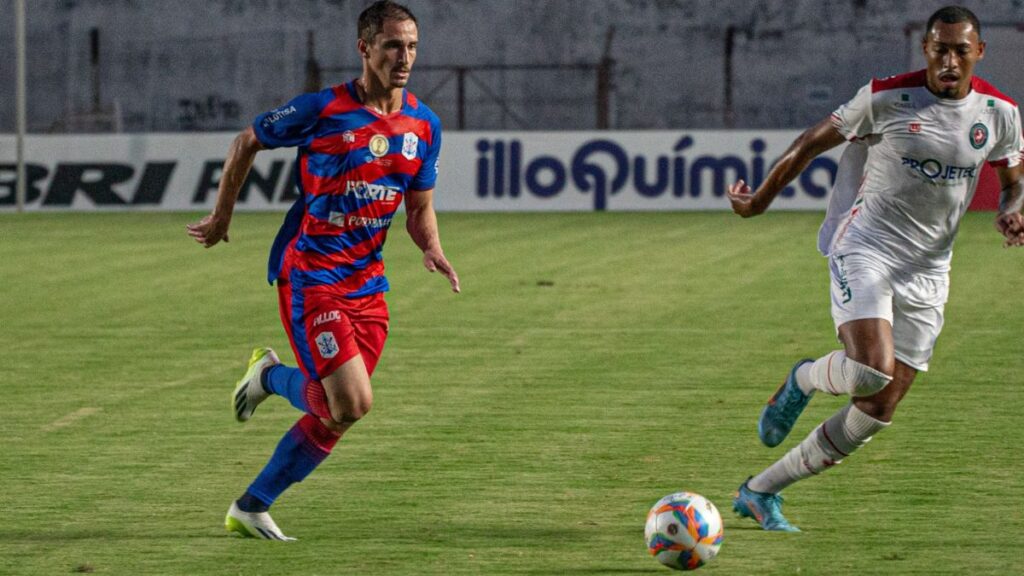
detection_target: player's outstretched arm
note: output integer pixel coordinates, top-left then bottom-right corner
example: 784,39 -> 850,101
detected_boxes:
186,126 -> 264,248
727,117 -> 846,218
405,188 -> 460,293
995,163 -> 1024,247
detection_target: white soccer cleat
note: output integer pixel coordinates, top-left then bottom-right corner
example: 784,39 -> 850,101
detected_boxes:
233,347 -> 279,422
225,502 -> 296,541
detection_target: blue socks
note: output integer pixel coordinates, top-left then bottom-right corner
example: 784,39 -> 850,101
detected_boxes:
237,366 -> 340,512
241,415 -> 338,509
261,364 -> 310,413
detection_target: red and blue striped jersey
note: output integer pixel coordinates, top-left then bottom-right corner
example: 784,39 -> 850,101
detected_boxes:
254,80 -> 442,297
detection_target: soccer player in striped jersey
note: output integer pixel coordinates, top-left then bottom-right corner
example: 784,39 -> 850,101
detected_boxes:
726,6 -> 1024,532
187,1 -> 459,540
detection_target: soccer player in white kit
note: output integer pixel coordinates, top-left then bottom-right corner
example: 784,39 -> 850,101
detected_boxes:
726,6 -> 1024,531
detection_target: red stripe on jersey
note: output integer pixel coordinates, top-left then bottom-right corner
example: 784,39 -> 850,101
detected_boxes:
871,70 -> 927,93
309,133 -> 355,155
363,114 -> 434,146
304,156 -> 421,195
285,252 -> 387,294
307,113 -> 432,153
288,229 -> 388,272
305,197 -> 403,226
298,155 -> 341,196
406,91 -> 419,109
320,85 -> 362,117
971,76 -> 1018,106
302,202 -> 400,235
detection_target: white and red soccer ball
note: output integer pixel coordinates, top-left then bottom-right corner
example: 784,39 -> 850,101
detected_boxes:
644,491 -> 724,571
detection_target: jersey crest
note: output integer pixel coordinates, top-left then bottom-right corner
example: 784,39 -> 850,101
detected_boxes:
402,132 -> 419,160
315,331 -> 339,359
970,123 -> 988,149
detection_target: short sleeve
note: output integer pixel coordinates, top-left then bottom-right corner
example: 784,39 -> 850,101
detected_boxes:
409,118 -> 442,191
252,93 -> 324,150
987,106 -> 1024,168
831,82 -> 874,141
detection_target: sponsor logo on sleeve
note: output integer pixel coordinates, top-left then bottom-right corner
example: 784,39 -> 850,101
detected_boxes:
262,105 -> 297,126
908,122 -> 922,133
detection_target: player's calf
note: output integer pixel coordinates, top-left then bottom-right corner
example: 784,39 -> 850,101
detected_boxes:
750,403 -> 890,495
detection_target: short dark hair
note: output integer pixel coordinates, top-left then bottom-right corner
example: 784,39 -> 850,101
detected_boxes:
358,1 -> 417,44
925,6 -> 982,39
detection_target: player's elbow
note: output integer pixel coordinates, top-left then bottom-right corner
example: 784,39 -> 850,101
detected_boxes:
235,127 -> 264,157
791,130 -> 824,162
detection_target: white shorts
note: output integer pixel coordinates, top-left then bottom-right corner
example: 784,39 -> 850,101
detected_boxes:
829,252 -> 949,371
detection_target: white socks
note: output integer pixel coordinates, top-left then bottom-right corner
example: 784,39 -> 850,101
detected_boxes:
748,403 -> 890,494
796,350 -> 892,397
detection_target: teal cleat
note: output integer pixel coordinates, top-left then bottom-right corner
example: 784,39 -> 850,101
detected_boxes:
733,478 -> 800,532
758,359 -> 814,447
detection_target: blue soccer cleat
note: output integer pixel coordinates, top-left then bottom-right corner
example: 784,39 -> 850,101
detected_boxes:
733,478 -> 800,532
758,359 -> 814,447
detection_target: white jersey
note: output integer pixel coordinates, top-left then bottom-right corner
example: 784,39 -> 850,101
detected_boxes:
823,70 -> 1023,271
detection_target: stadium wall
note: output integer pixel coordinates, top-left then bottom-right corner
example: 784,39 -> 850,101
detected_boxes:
1,1 -> 1022,133
0,132 -> 1002,212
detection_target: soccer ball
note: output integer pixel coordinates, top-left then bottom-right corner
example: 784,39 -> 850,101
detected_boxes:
644,491 -> 724,571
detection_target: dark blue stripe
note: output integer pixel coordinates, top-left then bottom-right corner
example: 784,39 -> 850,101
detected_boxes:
401,99 -> 439,122
347,276 -> 390,297
290,254 -> 380,289
305,151 -> 361,178
267,196 -> 305,285
296,229 -> 383,256
303,147 -> 421,180
288,279 -> 320,380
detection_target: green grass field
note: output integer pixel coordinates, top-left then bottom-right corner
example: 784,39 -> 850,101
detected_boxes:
1,211 -> 1022,575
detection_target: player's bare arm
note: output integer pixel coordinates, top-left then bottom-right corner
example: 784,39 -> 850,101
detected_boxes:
186,126 -> 264,248
995,163 -> 1024,247
727,117 -> 847,218
405,188 -> 460,293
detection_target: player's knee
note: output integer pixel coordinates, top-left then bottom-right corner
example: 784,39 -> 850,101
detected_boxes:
328,397 -> 372,424
348,398 -> 372,421
321,418 -> 347,434
853,397 -> 898,422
